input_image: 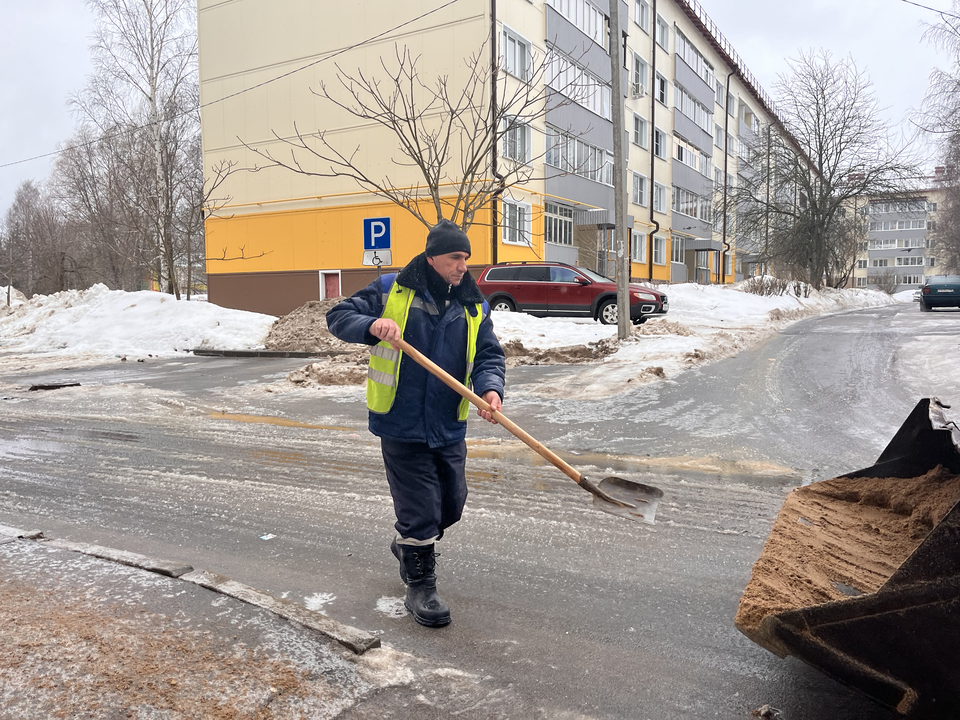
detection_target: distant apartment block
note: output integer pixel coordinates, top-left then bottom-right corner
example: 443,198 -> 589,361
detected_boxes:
854,192 -> 943,291
198,0 -> 788,315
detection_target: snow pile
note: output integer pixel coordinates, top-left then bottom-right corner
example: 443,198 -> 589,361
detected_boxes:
0,280 -> 902,397
0,286 -> 27,308
0,284 -> 275,358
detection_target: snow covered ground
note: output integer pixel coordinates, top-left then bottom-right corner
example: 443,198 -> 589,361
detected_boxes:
0,279 -> 917,396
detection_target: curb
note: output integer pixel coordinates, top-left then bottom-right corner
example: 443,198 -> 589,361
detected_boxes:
0,524 -> 380,655
190,349 -> 319,358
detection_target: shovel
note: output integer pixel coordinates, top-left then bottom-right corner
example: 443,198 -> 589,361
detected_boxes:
394,338 -> 664,524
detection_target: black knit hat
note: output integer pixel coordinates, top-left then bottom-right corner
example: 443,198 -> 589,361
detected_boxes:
425,219 -> 471,257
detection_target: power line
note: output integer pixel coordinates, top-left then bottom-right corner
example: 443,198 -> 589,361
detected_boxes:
900,0 -> 960,20
0,0 -> 463,171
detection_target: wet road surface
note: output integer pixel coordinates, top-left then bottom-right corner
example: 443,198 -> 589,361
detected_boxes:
1,302 -> 957,718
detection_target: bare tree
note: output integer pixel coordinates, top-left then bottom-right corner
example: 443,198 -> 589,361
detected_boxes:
243,43 -> 576,232
70,0 -> 200,297
924,5 -> 960,273
733,51 -> 918,288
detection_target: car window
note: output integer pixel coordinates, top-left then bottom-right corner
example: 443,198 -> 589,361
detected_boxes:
484,266 -> 520,281
927,275 -> 960,285
518,266 -> 550,282
550,267 -> 580,283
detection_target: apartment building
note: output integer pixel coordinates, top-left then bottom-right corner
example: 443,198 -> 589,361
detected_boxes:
198,0 -> 784,314
853,191 -> 944,291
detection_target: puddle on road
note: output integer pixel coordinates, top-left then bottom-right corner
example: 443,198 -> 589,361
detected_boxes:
466,440 -> 797,478
209,412 -> 353,432
0,438 -> 69,460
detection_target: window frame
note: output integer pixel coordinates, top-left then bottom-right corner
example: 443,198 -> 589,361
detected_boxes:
502,198 -> 533,246
632,113 -> 649,148
655,14 -> 669,50
653,182 -> 667,213
502,26 -> 532,81
653,235 -> 667,265
631,171 -> 648,206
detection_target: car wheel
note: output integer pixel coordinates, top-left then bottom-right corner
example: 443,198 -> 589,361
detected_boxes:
491,297 -> 516,312
598,299 -> 618,325
919,301 -> 931,312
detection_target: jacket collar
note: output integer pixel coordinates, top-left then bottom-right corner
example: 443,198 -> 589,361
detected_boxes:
397,252 -> 485,305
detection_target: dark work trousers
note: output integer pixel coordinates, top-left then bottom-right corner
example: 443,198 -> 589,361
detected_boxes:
380,438 -> 468,542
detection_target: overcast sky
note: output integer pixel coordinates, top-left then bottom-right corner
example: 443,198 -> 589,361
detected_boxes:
0,0 -> 954,215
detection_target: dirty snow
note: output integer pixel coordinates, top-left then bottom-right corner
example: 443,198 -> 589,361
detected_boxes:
0,279 -> 928,398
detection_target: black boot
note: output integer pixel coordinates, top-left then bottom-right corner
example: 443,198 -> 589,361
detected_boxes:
390,539 -> 408,584
398,543 -> 451,627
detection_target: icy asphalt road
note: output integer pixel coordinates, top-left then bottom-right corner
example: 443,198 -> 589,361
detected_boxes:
0,302 -> 957,719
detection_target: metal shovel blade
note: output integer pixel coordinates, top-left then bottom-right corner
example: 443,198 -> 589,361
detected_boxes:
581,475 -> 664,524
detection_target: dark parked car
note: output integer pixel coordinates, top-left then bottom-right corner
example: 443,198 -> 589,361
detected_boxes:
919,275 -> 960,311
476,261 -> 667,325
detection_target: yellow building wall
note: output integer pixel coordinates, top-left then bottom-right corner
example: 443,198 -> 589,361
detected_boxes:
205,197 -> 544,275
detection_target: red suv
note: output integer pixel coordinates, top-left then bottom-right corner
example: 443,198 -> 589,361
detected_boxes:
476,262 -> 668,325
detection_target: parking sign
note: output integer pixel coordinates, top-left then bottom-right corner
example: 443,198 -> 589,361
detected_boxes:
363,218 -> 391,250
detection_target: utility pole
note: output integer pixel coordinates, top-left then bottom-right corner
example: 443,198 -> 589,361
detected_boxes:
609,0 -> 629,340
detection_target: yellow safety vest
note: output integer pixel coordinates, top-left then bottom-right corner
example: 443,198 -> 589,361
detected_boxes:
367,282 -> 483,420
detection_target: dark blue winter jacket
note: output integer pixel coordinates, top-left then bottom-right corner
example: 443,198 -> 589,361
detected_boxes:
326,253 -> 506,448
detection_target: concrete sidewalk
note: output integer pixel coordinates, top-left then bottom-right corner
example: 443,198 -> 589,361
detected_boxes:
0,524 -> 508,719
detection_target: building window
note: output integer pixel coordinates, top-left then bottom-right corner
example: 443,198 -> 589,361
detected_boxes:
714,123 -> 724,149
545,0 -> 607,49
634,0 -> 650,31
856,277 -> 867,287
633,114 -> 648,148
896,256 -> 925,266
676,29 -> 714,87
675,136 -> 711,177
671,185 -> 711,222
671,236 -> 684,263
501,116 -> 531,164
725,253 -> 732,276
871,258 -> 889,267
653,128 -> 667,159
546,48 -> 612,120
653,235 -> 666,265
632,231 -> 647,262
502,199 -> 532,245
857,259 -> 867,268
899,274 -> 924,285
655,14 -> 669,50
502,27 -> 531,81
545,125 -> 614,185
655,73 -> 668,105
653,182 -> 667,213
544,201 -> 573,245
715,80 -> 724,108
632,172 -> 647,206
675,83 -> 713,133
714,166 -> 723,188
632,53 -> 647,97
928,201 -> 938,212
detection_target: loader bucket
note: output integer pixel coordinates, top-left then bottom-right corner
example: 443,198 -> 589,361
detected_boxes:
735,398 -> 960,718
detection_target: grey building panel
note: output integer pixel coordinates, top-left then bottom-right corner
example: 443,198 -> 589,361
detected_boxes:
545,242 -> 580,264
674,55 -> 714,109
671,215 -> 712,239
671,161 -> 712,197
671,261 -> 688,283
546,91 -> 613,150
545,6 -> 611,84
672,111 -> 713,154
545,172 -> 614,214
738,119 -> 757,143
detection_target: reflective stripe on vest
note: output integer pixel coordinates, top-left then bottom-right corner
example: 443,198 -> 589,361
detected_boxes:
367,281 -> 483,420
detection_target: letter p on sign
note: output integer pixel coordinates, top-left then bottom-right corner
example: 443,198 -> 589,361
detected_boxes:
363,217 -> 391,250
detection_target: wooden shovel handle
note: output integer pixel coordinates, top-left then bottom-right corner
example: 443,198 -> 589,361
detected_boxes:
393,338 -> 584,487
